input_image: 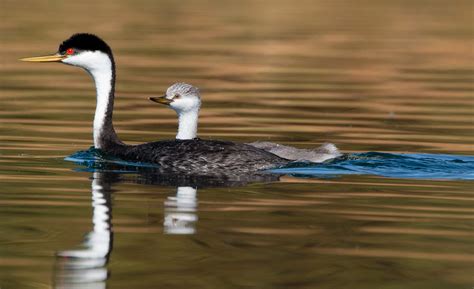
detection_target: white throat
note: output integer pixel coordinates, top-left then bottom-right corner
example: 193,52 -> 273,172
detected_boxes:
63,51 -> 114,148
91,63 -> 113,149
176,109 -> 199,140
62,51 -> 113,148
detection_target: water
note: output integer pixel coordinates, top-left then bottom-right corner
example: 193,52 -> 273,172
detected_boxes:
1,0 -> 473,288
67,147 -> 474,180
275,152 -> 474,180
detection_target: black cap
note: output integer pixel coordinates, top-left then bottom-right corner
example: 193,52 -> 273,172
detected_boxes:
58,33 -> 112,54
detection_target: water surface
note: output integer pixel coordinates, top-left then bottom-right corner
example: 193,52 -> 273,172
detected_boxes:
1,0 -> 473,288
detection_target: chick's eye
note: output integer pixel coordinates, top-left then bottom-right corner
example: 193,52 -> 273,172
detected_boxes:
174,94 -> 180,99
66,48 -> 74,55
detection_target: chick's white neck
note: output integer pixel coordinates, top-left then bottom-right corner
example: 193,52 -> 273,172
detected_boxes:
176,109 -> 199,140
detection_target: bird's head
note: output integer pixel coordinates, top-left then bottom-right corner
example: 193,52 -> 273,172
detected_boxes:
149,83 -> 201,114
20,33 -> 113,72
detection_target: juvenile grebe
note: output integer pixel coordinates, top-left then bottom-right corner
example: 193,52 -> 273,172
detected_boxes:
20,33 -> 288,174
151,83 -> 341,163
150,83 -> 201,140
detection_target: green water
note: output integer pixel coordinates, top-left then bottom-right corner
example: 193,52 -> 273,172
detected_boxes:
1,0 -> 473,288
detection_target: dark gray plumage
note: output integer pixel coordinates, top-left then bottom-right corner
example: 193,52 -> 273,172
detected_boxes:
105,139 -> 289,175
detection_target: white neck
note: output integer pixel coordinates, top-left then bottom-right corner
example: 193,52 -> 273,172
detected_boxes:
91,64 -> 113,148
63,51 -> 114,149
176,109 -> 199,140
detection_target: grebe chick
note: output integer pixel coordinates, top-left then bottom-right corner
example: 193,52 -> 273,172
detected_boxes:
20,33 -> 288,174
149,83 -> 200,140
150,83 -> 341,163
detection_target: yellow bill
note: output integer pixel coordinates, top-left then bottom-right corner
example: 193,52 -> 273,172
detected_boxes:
19,54 -> 65,62
149,96 -> 172,105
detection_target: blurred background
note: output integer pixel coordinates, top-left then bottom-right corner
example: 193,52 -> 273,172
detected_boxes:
1,0 -> 472,154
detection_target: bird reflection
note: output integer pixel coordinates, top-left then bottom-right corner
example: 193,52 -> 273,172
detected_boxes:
54,172 -> 114,289
53,162 -> 280,288
164,186 -> 198,234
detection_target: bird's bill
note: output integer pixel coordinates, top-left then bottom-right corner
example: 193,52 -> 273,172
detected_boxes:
19,53 -> 66,62
149,95 -> 172,105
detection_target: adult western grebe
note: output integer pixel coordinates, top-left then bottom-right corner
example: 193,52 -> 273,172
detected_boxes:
151,82 -> 342,163
20,33 -> 288,174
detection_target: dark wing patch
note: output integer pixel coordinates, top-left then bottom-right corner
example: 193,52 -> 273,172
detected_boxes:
107,139 -> 288,175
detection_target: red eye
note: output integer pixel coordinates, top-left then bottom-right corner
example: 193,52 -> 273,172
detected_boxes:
66,48 -> 74,55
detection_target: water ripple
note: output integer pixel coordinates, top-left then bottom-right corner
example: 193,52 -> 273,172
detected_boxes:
65,148 -> 474,181
273,152 -> 474,180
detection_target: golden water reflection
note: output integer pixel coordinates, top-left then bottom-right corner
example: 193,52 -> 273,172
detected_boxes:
1,0 -> 473,288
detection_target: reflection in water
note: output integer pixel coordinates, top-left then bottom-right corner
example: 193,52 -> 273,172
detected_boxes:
54,172 -> 113,289
52,165 -> 277,288
164,186 -> 198,235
